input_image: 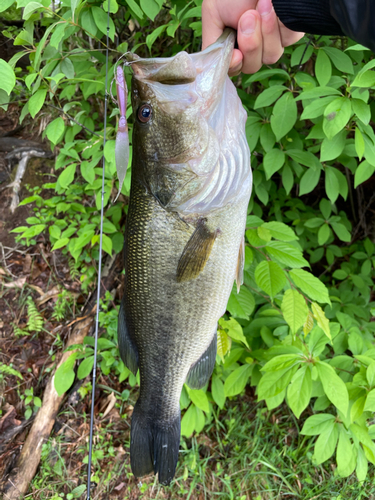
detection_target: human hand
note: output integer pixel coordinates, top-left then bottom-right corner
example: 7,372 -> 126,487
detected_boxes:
202,0 -> 304,74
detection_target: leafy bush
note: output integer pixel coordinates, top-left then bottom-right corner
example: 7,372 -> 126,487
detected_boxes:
2,0 -> 375,483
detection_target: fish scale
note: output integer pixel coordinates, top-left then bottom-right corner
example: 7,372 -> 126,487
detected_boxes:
117,28 -> 252,485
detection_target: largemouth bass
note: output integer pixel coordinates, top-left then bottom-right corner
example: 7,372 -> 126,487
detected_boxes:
117,29 -> 252,485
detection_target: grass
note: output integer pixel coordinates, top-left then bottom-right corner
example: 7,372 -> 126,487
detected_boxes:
27,391 -> 375,500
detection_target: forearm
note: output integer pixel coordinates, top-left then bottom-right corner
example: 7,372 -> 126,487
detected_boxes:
272,0 -> 375,52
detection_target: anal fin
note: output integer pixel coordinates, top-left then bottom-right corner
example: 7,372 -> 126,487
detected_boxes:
177,219 -> 217,282
186,332 -> 217,389
118,296 -> 139,375
236,236 -> 245,293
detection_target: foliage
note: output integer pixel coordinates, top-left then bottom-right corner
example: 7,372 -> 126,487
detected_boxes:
2,0 -> 375,486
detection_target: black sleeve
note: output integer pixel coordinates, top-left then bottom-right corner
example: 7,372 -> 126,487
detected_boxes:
272,0 -> 375,52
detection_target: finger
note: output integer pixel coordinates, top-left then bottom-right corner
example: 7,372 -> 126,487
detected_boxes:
257,0 -> 283,64
237,10 -> 263,74
278,21 -> 305,47
202,0 -> 258,49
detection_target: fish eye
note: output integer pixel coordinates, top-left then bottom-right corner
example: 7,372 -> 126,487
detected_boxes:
138,103 -> 152,123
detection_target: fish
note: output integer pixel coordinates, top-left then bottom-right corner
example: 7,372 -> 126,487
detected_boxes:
116,28 -> 252,485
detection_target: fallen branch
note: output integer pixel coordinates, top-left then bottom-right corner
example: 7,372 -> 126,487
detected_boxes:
5,147 -> 54,213
2,253 -> 123,499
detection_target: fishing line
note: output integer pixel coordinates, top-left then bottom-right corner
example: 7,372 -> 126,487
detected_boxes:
86,1 -> 110,498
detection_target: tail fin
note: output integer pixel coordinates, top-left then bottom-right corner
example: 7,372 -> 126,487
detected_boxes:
130,403 -> 181,485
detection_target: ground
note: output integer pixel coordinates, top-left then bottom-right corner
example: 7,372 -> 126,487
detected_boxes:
1,108 -> 375,500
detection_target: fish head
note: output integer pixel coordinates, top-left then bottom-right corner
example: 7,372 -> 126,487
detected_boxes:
126,30 -> 251,213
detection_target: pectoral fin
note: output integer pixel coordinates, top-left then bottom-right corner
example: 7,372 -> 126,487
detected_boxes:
186,332 -> 217,389
118,296 -> 139,375
176,219 -> 217,282
236,236 -> 245,293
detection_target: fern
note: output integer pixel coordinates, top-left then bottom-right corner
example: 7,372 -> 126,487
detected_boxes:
68,258 -> 79,280
52,289 -> 74,321
0,362 -> 23,379
26,297 -> 44,333
13,323 -> 29,336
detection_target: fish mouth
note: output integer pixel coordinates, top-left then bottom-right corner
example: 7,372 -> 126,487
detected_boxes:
124,28 -> 235,86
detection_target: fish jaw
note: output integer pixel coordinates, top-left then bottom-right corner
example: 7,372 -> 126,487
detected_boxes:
127,28 -> 251,217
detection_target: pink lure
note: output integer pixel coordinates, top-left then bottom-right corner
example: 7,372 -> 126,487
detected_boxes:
114,65 -> 129,201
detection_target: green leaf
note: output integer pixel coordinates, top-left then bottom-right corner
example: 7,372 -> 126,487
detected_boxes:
75,229 -> 95,250
125,0 -> 144,18
102,234 -> 113,255
337,427 -> 356,477
367,362 -> 375,387
255,261 -> 286,300
356,446 -> 368,482
51,237 -> 70,251
50,22 -> 67,49
226,286 -> 255,320
270,92 -> 297,141
188,389 -> 209,413
261,354 -> 301,372
146,24 -> 167,50
28,88 -> 47,118
0,59 -> 16,95
364,389 -> 375,412
315,49 -> 332,86
77,356 -> 94,379
286,149 -> 321,169
318,223 -> 332,246
211,374 -> 225,409
91,6 -> 116,41
301,96 -> 337,120
331,222 -> 351,242
57,163 -> 76,189
323,97 -> 352,140
304,217 -> 324,229
313,422 -> 338,465
282,163 -> 293,194
181,404 -> 196,437
355,127 -> 365,160
352,99 -> 371,125
297,87 -> 342,101
301,413 -> 336,435
311,302 -> 331,340
261,221 -> 298,241
23,1 -> 44,19
219,317 -> 249,347
323,46 -> 354,74
263,149 -> 285,180
80,161 -> 96,185
351,70 -> 375,88
320,130 -> 346,162
254,85 -> 286,109
265,241 -> 309,269
257,364 -> 299,400
140,0 -> 161,20
287,365 -> 312,418
81,9 -> 97,36
224,364 -> 253,397
316,361 -> 349,415
46,117 -> 65,145
325,166 -> 340,204
281,289 -> 309,334
216,328 -> 231,360
54,354 -> 77,396
299,167 -> 321,196
0,0 -> 15,13
354,160 -> 375,188
289,269 -> 330,304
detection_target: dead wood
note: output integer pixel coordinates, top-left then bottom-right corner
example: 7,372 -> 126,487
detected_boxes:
2,253 -> 123,499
